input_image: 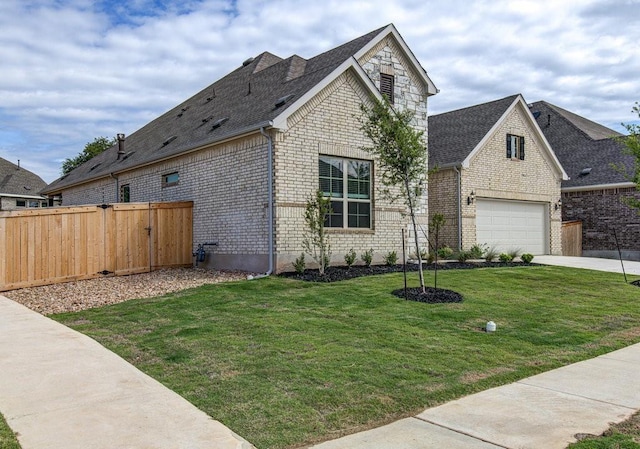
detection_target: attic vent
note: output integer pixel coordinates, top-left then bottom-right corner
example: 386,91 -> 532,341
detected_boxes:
532,111 -> 541,119
202,116 -> 213,123
162,135 -> 178,146
89,163 -> 101,171
242,57 -> 254,67
206,89 -> 216,102
121,151 -> 135,161
177,106 -> 190,117
23,186 -> 31,191
579,167 -> 592,176
275,94 -> 295,108
210,117 -> 229,130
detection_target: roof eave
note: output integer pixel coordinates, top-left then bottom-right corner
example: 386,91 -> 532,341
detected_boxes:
562,181 -> 636,192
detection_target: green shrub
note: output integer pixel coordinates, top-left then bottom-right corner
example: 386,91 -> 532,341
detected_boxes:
384,250 -> 398,266
456,250 -> 471,262
499,253 -> 513,263
427,252 -> 435,264
484,246 -> 499,262
411,248 -> 428,261
468,244 -> 486,259
344,249 -> 357,268
292,253 -> 306,274
521,253 -> 534,263
508,248 -> 521,260
437,246 -> 454,259
361,248 -> 374,267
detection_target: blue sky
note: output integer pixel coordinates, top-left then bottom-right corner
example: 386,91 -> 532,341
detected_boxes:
1,0 -> 639,183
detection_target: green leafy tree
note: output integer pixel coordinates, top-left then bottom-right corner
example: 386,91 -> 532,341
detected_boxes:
302,190 -> 332,275
61,136 -> 117,175
613,103 -> 640,211
359,96 -> 428,292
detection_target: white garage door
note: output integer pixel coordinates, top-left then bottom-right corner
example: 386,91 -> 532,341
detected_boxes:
476,199 -> 548,255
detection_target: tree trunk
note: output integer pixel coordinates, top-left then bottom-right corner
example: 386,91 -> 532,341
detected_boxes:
406,179 -> 426,293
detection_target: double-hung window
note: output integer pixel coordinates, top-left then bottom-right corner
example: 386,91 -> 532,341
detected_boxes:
506,134 -> 525,160
319,156 -> 371,229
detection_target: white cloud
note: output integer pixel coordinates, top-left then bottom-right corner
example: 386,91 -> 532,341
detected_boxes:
0,0 -> 638,183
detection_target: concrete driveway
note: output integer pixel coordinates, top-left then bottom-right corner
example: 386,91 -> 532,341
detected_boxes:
534,255 -> 640,276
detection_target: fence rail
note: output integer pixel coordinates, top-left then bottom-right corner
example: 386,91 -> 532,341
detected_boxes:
561,220 -> 582,257
0,201 -> 193,291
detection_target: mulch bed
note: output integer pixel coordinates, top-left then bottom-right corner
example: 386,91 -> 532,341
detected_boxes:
280,261 -> 534,304
631,279 -> 640,287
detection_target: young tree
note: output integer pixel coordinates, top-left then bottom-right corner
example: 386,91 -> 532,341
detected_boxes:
61,136 -> 117,175
302,189 -> 332,275
359,96 -> 428,292
429,213 -> 445,289
613,102 -> 640,211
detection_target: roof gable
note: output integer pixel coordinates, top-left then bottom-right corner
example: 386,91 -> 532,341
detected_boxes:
429,95 -> 567,180
45,25 -> 413,194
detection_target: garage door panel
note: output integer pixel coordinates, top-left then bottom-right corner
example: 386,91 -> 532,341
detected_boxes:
476,199 -> 548,255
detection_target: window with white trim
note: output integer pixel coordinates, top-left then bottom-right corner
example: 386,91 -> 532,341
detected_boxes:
319,156 -> 371,229
162,172 -> 179,187
506,134 -> 525,160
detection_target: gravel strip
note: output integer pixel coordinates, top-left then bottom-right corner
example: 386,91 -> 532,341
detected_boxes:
3,268 -> 252,315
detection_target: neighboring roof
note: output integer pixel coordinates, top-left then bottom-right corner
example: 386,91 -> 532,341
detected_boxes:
428,94 -> 567,180
0,158 -> 47,198
428,94 -> 519,168
45,24 -> 436,194
529,101 -> 632,189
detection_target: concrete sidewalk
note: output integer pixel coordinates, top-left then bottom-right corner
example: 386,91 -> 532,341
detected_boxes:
0,296 -> 255,449
534,255 -> 640,276
311,344 -> 640,448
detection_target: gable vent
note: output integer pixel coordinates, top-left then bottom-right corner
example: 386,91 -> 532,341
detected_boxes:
210,117 -> 229,130
162,135 -> 178,146
275,94 -> 295,108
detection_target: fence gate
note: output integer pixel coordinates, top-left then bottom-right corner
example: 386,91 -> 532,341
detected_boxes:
0,201 -> 193,291
561,220 -> 582,257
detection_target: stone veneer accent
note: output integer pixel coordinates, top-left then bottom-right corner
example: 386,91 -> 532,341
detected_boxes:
562,187 -> 640,260
429,103 -> 563,255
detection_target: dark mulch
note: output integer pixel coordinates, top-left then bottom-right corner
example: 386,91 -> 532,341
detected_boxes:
631,279 -> 640,287
392,286 -> 464,303
280,261 -> 534,283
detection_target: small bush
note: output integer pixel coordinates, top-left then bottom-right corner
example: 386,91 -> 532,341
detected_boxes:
521,253 -> 534,263
499,253 -> 513,263
361,248 -> 374,267
456,250 -> 471,263
344,248 -> 357,268
384,250 -> 398,266
437,246 -> 454,259
292,253 -> 306,274
468,244 -> 486,259
508,248 -> 521,260
427,252 -> 435,264
485,246 -> 499,262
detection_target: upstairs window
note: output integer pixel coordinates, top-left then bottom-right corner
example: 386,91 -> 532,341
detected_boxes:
120,184 -> 130,203
507,134 -> 525,160
319,156 -> 371,229
380,73 -> 395,104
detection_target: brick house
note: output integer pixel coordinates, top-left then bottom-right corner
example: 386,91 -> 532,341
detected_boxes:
43,24 -> 437,273
0,157 -> 48,211
529,101 -> 640,260
428,94 -> 567,255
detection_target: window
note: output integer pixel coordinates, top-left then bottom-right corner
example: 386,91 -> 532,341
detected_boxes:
162,172 -> 179,187
507,134 -> 525,160
319,156 -> 371,229
120,184 -> 130,203
16,199 -> 26,207
380,73 -> 395,104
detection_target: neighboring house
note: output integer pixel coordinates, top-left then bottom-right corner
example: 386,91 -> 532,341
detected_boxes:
43,24 -> 438,273
428,94 -> 567,255
0,158 -> 48,211
529,101 -> 640,260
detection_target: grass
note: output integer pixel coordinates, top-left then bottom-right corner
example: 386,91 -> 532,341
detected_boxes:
568,410 -> 640,448
53,266 -> 640,448
0,412 -> 20,449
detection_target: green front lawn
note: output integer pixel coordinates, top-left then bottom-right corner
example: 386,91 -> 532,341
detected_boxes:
54,266 -> 640,448
0,412 -> 21,449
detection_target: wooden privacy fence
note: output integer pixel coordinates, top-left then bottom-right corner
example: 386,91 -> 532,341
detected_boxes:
0,201 -> 193,291
561,220 -> 582,257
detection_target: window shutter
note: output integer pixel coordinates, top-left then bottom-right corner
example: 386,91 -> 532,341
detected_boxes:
506,134 -> 512,158
519,137 -> 525,160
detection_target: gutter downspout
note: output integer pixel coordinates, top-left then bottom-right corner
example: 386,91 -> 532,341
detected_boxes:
453,165 -> 462,251
110,173 -> 119,203
252,126 -> 274,278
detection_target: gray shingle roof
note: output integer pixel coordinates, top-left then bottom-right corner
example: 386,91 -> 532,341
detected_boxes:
0,158 -> 47,197
529,101 -> 631,189
44,25 -> 388,194
428,94 -> 520,169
